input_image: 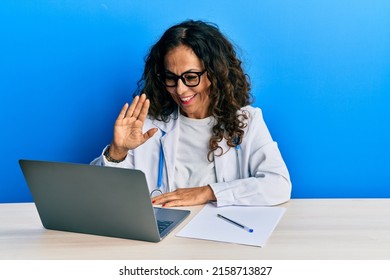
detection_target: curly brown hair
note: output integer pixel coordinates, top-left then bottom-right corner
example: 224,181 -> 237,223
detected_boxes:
137,20 -> 253,160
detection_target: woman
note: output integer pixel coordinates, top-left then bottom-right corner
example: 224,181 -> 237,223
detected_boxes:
91,20 -> 291,207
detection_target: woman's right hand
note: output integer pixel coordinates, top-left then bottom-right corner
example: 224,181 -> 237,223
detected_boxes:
108,94 -> 158,161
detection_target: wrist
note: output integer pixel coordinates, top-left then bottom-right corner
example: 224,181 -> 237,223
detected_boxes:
205,185 -> 217,201
104,145 -> 127,163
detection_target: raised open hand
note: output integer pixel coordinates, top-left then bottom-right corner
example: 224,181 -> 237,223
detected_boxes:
108,94 -> 158,160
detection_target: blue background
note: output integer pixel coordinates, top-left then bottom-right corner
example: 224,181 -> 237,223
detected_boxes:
1,0 -> 389,203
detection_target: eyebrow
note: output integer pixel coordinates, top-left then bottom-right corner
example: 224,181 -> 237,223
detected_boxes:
164,69 -> 202,75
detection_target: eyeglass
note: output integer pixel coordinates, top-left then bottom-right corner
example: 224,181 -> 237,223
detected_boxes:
158,70 -> 206,87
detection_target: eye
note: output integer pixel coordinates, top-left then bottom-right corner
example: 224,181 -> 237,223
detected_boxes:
164,74 -> 177,82
165,73 -> 175,79
183,73 -> 198,81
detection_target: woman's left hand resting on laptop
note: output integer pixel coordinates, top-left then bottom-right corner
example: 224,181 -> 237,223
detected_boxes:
152,185 -> 217,207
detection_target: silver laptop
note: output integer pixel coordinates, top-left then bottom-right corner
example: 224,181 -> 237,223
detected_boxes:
19,159 -> 190,242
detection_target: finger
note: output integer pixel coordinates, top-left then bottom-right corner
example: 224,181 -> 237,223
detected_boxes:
117,103 -> 129,120
131,94 -> 147,119
152,194 -> 169,205
126,95 -> 140,117
152,191 -> 179,205
137,99 -> 150,123
142,128 -> 158,143
162,199 -> 184,207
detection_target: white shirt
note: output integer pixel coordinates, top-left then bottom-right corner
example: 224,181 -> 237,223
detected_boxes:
174,114 -> 217,189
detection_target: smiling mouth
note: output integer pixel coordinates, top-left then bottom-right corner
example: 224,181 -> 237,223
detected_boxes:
180,94 -> 197,104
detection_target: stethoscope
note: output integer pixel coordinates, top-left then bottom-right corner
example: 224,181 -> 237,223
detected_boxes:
149,132 -> 242,198
234,137 -> 242,179
150,131 -> 166,198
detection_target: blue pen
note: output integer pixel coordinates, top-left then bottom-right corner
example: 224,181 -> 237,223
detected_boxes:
217,214 -> 254,233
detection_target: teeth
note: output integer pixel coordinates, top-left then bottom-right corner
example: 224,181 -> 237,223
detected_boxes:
181,95 -> 194,102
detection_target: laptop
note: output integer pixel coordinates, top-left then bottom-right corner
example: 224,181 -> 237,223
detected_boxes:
19,159 -> 190,242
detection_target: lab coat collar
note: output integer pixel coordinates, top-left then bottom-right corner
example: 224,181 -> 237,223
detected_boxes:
151,110 -> 179,134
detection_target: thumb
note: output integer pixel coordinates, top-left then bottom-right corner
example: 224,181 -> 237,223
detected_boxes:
142,128 -> 158,142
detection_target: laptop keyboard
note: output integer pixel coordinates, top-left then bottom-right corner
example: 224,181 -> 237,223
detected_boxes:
157,220 -> 174,234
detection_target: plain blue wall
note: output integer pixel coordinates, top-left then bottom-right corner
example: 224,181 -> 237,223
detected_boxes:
1,0 -> 389,203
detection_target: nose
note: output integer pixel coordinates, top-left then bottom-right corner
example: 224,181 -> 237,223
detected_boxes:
176,78 -> 188,95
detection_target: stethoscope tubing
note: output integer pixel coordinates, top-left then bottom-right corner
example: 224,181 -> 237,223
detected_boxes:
150,131 -> 166,197
157,131 -> 166,189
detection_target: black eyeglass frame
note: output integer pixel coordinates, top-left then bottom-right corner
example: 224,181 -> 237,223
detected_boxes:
158,70 -> 207,87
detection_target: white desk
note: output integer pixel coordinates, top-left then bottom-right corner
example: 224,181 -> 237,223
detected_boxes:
1,199 -> 390,260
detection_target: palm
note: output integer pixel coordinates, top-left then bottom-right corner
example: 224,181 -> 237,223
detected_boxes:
114,116 -> 146,149
111,94 -> 157,152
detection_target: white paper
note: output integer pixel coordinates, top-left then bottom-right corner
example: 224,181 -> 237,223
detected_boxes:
176,203 -> 286,247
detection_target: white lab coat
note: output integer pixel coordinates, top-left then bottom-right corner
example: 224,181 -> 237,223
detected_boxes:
91,106 -> 291,206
